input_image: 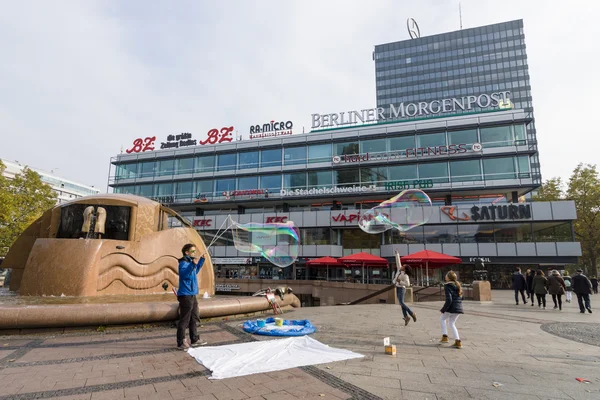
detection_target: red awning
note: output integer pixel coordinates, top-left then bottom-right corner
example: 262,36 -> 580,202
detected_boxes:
306,256 -> 341,267
339,252 -> 389,266
400,250 -> 461,268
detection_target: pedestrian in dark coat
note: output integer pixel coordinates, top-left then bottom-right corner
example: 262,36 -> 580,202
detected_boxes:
512,268 -> 527,305
526,269 -> 535,306
532,270 -> 548,309
572,269 -> 593,314
591,277 -> 599,294
547,270 -> 566,310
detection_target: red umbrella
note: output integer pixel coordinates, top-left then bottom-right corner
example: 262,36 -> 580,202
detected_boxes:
339,252 -> 388,284
306,256 -> 341,282
400,250 -> 461,286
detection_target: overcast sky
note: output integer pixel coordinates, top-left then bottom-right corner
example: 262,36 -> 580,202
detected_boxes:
1,0 -> 598,191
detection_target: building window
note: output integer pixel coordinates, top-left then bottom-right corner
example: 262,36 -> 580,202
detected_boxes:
139,161 -> 156,178
389,135 -> 415,152
156,183 -> 172,197
494,223 -> 532,242
448,129 -> 478,145
217,153 -> 236,172
196,180 -> 213,197
177,157 -> 194,175
302,228 -> 332,245
450,160 -> 482,182
457,224 -> 494,243
532,222 -> 572,242
238,151 -> 259,170
284,146 -> 306,165
422,225 -> 459,244
334,141 -> 359,156
176,181 -> 193,200
417,132 -> 446,148
418,162 -> 449,183
196,155 -> 215,173
514,124 -> 526,144
216,178 -> 235,193
307,143 -> 332,164
116,163 -> 137,180
361,167 -> 387,185
360,138 -> 387,154
335,168 -> 360,188
308,171 -> 332,188
138,184 -> 153,198
283,172 -> 306,190
480,125 -> 513,148
157,159 -> 175,176
388,164 -> 418,181
261,148 -> 282,168
260,174 -> 282,192
237,176 -> 258,190
483,157 -> 516,180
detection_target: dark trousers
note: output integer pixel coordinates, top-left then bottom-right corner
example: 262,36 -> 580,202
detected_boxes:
527,290 -> 535,302
576,293 -> 592,312
396,287 -> 414,319
177,295 -> 199,346
536,294 -> 546,307
514,289 -> 526,304
551,294 -> 563,309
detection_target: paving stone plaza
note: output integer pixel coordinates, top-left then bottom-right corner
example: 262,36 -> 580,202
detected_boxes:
1,290 -> 598,400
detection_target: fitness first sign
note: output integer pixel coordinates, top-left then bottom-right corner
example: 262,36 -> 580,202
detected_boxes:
311,91 -> 512,129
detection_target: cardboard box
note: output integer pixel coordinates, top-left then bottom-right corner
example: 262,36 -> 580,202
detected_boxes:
385,345 -> 396,355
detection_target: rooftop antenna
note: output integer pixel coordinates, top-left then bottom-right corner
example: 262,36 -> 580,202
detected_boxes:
459,2 -> 463,29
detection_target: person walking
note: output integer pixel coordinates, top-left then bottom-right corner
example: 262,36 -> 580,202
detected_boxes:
532,270 -> 548,309
176,243 -> 208,350
526,269 -> 535,306
572,269 -> 593,314
512,267 -> 527,305
439,271 -> 464,349
394,251 -> 416,326
563,273 -> 573,303
591,276 -> 599,294
547,270 -> 566,310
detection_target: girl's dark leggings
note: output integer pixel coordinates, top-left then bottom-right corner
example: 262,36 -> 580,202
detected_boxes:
536,294 -> 546,307
552,294 -> 562,308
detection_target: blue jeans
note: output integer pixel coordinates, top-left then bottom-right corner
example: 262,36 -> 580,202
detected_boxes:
396,287 -> 413,319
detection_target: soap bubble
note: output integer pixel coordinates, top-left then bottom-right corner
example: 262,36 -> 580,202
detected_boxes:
230,221 -> 300,268
358,189 -> 433,233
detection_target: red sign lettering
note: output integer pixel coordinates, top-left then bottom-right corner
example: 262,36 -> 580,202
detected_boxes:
265,216 -> 288,223
200,127 -> 234,145
193,219 -> 212,227
126,136 -> 156,154
332,213 -> 360,223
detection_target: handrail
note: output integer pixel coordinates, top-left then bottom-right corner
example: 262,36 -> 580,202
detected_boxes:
346,284 -> 396,305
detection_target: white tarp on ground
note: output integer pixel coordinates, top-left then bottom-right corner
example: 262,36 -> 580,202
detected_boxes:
187,335 -> 364,380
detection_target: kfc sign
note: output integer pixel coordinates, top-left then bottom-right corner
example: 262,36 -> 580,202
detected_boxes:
265,216 -> 288,223
193,219 -> 213,227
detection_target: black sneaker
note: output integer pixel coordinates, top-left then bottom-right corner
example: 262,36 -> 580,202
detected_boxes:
587,308 -> 593,314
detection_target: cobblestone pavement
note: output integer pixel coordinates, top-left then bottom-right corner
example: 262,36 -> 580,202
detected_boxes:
0,290 -> 599,400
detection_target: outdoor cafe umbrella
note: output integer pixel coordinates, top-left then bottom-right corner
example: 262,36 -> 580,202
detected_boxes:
306,256 -> 341,281
339,252 -> 388,284
400,250 -> 461,286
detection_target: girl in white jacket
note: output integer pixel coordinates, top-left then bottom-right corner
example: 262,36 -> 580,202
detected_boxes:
394,250 -> 416,326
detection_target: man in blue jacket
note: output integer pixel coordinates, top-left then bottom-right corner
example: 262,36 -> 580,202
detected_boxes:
177,243 -> 207,349
512,267 -> 528,305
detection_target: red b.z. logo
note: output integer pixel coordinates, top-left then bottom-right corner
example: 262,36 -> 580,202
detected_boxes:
193,219 -> 212,227
265,216 -> 288,223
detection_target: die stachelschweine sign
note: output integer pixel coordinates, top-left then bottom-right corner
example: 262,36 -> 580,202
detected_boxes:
311,91 -> 512,129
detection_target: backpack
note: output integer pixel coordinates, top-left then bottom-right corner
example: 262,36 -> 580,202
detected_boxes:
565,279 -> 571,288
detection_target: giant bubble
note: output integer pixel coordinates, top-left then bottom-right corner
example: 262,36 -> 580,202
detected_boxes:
358,189 -> 433,233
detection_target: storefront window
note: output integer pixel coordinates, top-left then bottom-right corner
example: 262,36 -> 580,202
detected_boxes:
335,168 -> 360,187
216,178 -> 235,193
283,172 -> 306,190
261,148 -> 281,168
532,222 -> 573,242
238,176 -> 258,190
418,162 -> 449,183
457,224 -> 494,243
480,125 -> 512,148
217,153 -> 236,171
308,143 -> 332,163
238,151 -> 259,169
448,129 -> 478,145
342,229 -> 381,248
302,228 -> 332,245
176,181 -> 193,200
284,146 -> 306,165
417,132 -> 446,148
195,155 -> 215,173
423,225 -> 459,243
177,157 -> 194,175
139,161 -> 156,178
137,184 -> 153,197
334,141 -> 359,156
483,157 -> 516,180
389,135 -> 415,152
308,171 -> 332,188
360,138 -> 387,154
157,159 -> 175,176
260,174 -> 282,191
389,164 -> 418,181
361,167 -> 387,184
450,160 -> 482,182
494,223 -> 532,242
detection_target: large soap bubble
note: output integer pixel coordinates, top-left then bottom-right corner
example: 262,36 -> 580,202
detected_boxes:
230,220 -> 300,268
358,189 -> 433,233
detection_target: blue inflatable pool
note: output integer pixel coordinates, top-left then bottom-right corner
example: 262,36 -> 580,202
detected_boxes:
243,318 -> 316,336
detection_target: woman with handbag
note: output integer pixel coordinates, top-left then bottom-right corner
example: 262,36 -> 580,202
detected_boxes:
547,270 -> 566,310
532,270 -> 548,309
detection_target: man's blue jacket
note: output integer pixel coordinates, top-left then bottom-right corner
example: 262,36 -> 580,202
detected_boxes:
177,255 -> 205,296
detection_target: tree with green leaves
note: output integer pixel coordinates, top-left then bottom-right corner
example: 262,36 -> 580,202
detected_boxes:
533,177 -> 564,201
0,161 -> 57,254
567,163 -> 600,278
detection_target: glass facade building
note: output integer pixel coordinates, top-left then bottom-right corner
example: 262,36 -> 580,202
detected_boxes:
374,19 -> 540,185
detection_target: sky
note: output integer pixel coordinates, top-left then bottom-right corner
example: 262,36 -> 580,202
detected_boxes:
1,0 -> 599,191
